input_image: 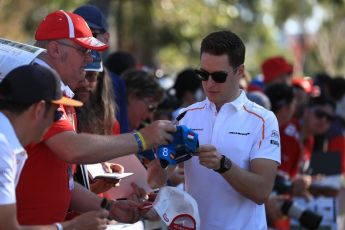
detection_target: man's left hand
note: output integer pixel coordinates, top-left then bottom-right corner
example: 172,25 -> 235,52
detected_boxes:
197,144 -> 223,170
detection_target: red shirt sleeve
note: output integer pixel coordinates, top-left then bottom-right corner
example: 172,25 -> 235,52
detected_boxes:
279,123 -> 303,178
112,120 -> 121,135
43,105 -> 75,141
328,136 -> 345,173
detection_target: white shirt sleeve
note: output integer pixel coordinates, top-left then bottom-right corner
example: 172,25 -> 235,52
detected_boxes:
250,111 -> 281,164
0,134 -> 16,205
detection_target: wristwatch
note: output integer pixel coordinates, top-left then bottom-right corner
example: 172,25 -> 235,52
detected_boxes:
214,155 -> 232,173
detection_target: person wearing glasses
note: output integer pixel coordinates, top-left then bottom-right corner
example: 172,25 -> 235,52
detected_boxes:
279,95 -> 335,179
122,69 -> 164,131
152,30 -> 281,229
73,4 -> 110,45
74,4 -> 133,135
74,51 -> 124,195
15,10 -> 176,226
0,65 -> 112,230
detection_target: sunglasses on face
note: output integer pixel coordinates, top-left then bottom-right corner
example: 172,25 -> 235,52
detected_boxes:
313,109 -> 334,122
54,110 -> 64,122
56,41 -> 91,56
143,99 -> 158,113
85,72 -> 99,83
92,29 -> 107,38
194,69 -> 229,83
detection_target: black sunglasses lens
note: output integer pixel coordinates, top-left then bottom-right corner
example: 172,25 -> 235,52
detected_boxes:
314,110 -> 334,122
211,72 -> 228,83
195,70 -> 209,81
54,110 -> 63,122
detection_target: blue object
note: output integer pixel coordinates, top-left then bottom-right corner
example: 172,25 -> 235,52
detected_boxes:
74,4 -> 108,31
84,51 -> 103,72
157,125 -> 199,168
109,71 -> 130,133
133,131 -> 144,153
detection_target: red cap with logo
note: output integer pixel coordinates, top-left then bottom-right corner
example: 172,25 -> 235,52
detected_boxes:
35,10 -> 108,51
261,56 -> 293,84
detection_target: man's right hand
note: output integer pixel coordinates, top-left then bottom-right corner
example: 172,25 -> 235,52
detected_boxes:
139,120 -> 176,149
66,209 -> 108,230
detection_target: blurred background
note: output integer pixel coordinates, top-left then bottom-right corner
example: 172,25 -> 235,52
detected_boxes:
1,0 -> 345,79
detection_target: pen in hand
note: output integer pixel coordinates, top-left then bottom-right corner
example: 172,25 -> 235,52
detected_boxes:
173,110 -> 188,125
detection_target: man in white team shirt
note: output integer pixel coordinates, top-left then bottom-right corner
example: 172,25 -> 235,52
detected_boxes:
147,31 -> 281,229
0,65 -> 110,230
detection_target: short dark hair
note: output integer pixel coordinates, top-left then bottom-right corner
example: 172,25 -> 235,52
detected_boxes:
122,69 -> 164,103
200,30 -> 245,68
264,83 -> 294,113
308,95 -> 336,111
329,77 -> 345,101
173,68 -> 201,100
0,101 -> 33,115
105,51 -> 136,75
0,100 -> 52,115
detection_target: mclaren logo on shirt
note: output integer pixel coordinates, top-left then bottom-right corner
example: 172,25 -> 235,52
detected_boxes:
228,131 -> 250,136
191,128 -> 204,131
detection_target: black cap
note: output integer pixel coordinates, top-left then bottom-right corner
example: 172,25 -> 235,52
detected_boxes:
0,65 -> 82,107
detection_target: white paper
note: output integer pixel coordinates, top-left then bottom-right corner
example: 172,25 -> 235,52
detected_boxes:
312,175 -> 342,189
86,163 -> 133,180
106,221 -> 144,230
107,154 -> 153,200
0,38 -> 45,82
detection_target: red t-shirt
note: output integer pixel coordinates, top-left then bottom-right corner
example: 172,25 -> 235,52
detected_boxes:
279,119 -> 314,178
16,105 -> 77,225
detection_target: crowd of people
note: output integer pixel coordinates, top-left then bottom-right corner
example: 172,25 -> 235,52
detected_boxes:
0,3 -> 344,230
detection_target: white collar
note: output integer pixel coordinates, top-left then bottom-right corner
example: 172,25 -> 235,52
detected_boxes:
205,90 -> 248,112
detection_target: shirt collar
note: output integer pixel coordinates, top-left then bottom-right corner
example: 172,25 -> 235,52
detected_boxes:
229,90 -> 248,111
34,59 -> 74,98
0,112 -> 24,155
205,90 -> 248,112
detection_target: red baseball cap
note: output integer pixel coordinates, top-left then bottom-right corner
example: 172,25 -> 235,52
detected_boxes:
35,10 -> 108,51
261,56 -> 293,84
292,77 -> 320,96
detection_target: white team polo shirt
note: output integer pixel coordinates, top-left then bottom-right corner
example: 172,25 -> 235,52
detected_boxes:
179,91 -> 281,230
0,112 -> 27,205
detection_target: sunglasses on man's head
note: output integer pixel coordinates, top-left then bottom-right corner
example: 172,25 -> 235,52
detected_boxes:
313,109 -> 334,122
194,69 -> 228,83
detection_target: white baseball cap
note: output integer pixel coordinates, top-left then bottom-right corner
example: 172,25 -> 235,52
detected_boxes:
153,186 -> 200,230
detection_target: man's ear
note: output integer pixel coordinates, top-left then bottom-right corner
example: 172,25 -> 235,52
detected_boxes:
237,64 -> 245,78
47,41 -> 62,59
31,100 -> 46,121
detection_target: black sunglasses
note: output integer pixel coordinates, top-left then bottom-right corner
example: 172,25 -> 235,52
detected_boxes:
54,110 -> 64,122
143,99 -> 157,113
194,69 -> 229,83
92,29 -> 107,37
314,109 -> 334,122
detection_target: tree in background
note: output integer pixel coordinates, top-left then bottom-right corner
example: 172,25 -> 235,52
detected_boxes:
1,0 -> 345,78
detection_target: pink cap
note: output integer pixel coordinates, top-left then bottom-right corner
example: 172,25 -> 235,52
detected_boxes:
35,10 -> 108,51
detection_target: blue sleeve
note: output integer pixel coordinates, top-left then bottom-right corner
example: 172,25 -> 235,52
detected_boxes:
110,72 -> 130,133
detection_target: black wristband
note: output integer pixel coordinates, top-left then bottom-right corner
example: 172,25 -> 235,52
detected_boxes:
213,155 -> 232,173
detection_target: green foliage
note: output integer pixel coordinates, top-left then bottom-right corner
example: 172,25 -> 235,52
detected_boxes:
1,0 -> 345,77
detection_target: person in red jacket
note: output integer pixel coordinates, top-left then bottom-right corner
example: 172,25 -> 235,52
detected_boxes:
279,95 -> 335,178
